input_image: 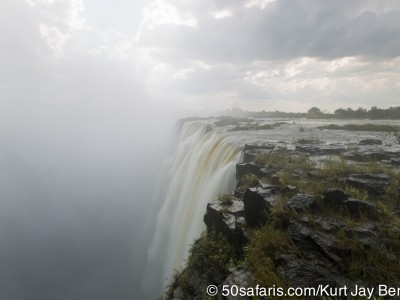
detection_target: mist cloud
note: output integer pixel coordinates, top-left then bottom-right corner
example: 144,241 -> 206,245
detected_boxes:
1,0 -> 400,299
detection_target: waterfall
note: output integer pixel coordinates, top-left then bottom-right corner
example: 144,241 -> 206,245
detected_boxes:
143,121 -> 241,296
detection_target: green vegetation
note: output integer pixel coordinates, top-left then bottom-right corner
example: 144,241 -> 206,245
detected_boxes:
239,173 -> 259,188
341,233 -> 400,285
245,226 -> 294,295
254,150 -> 400,207
317,123 -> 400,132
163,232 -> 236,299
246,149 -> 400,287
218,193 -> 234,204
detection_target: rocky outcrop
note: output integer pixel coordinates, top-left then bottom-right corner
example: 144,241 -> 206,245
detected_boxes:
203,199 -> 247,248
295,144 -> 348,156
344,149 -> 400,162
243,144 -> 274,162
347,173 -> 390,196
359,138 -> 383,145
199,183 -> 395,298
276,254 -> 365,289
164,139 -> 400,300
236,162 -> 262,180
286,194 -> 317,212
321,188 -> 377,218
243,187 -> 275,227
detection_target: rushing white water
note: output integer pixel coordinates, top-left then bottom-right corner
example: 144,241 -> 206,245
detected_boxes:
143,121 -> 241,296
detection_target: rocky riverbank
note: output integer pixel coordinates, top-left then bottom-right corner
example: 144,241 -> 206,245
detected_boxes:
162,120 -> 400,300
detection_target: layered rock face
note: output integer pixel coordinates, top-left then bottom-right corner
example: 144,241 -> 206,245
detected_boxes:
163,119 -> 400,300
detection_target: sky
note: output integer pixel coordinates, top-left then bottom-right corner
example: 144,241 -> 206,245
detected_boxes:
2,0 -> 400,114
0,1 -> 400,300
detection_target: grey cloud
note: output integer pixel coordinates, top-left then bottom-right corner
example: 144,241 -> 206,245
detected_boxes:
138,0 -> 400,62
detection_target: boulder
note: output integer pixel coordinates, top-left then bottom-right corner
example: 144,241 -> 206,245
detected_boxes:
203,201 -> 247,246
323,188 -> 349,203
322,188 -> 377,218
243,188 -> 272,227
286,194 -> 317,212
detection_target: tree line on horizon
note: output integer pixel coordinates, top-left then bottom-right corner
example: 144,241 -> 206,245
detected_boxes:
242,106 -> 400,120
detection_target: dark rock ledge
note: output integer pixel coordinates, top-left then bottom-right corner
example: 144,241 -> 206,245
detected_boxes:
164,145 -> 400,300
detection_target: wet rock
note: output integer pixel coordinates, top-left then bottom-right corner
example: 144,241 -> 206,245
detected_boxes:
347,173 -> 390,196
243,188 -> 272,227
236,163 -> 261,180
222,268 -> 255,300
286,194 -> 317,212
243,150 -> 258,162
295,145 -> 320,155
287,220 -> 344,264
322,188 -> 377,218
314,216 -> 344,232
276,254 -> 362,289
203,201 -> 247,246
344,149 -> 400,162
359,139 -> 383,145
345,198 -> 376,218
244,144 -> 275,151
251,184 -> 280,206
345,223 -> 377,241
259,166 -> 275,177
242,143 -> 277,162
323,188 -> 349,203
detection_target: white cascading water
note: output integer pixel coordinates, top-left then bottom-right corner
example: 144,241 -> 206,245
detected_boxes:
143,121 -> 241,296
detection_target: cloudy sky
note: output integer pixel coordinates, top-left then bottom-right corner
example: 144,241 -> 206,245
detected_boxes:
1,1 -> 400,299
2,0 -> 400,114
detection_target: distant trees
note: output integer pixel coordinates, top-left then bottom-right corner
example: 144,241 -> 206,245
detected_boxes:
334,107 -> 367,118
307,107 -> 324,118
333,106 -> 400,119
243,106 -> 400,119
